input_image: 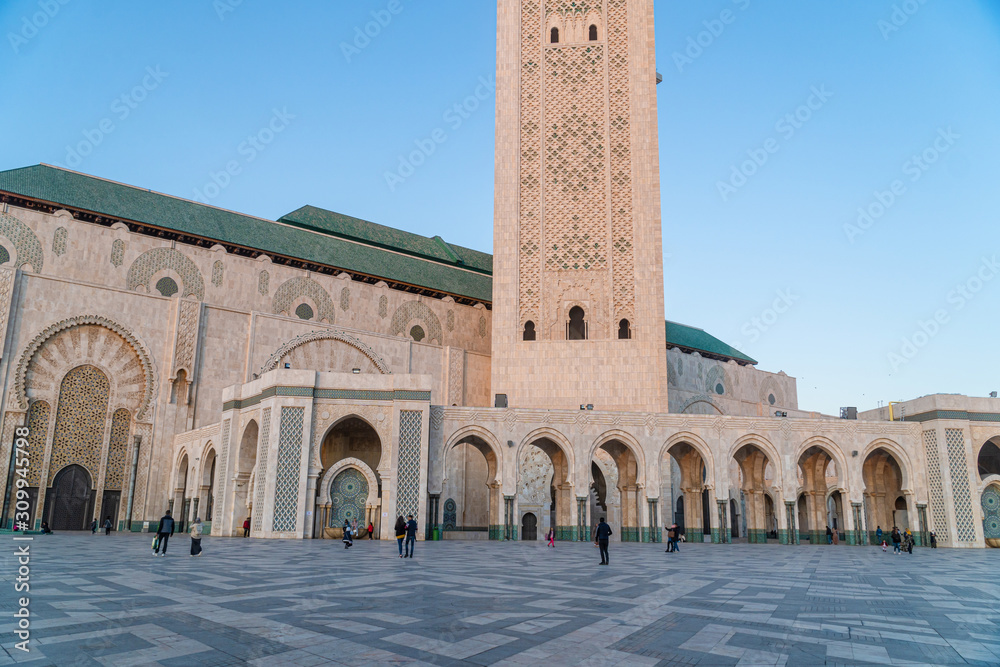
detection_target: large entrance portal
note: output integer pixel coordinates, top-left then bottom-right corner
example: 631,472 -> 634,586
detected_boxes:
46,465 -> 94,530
330,468 -> 368,528
521,512 -> 537,541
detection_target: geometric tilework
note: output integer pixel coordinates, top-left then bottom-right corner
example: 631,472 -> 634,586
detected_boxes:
25,400 -> 50,487
126,247 -> 205,300
922,430 -> 949,542
329,468 -> 367,526
518,0 -> 542,325
379,295 -> 388,319
273,407 -> 304,532
983,485 -> 1000,540
0,211 -> 44,272
104,408 -> 131,491
111,239 -> 125,267
251,407 -> 272,533
340,286 -> 350,312
607,0 -> 635,323
478,315 -> 487,338
446,309 -> 455,331
390,301 -> 442,345
258,270 -> 269,296
395,410 -> 422,519
49,365 -> 110,487
212,260 -> 224,287
53,226 -> 68,256
273,276 -> 335,323
945,428 -> 976,542
213,419 -> 232,526
0,245 -> 9,264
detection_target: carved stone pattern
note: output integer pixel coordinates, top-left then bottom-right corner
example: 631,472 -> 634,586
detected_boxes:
273,407 -> 304,532
390,301 -> 442,345
258,270 -> 269,295
446,310 -> 455,331
0,413 -> 25,502
0,267 -> 15,342
519,0 -> 542,325
174,300 -> 200,375
448,348 -> 464,406
543,44 -> 607,272
212,260 -> 224,287
25,401 -> 50,487
251,407 -> 272,533
213,419 -> 232,525
705,366 -> 730,395
607,0 -> 635,321
104,409 -> 131,490
340,287 -> 350,311
111,239 -> 125,267
126,247 -> 205,300
922,430 -> 949,542
48,365 -> 110,486
53,227 -> 68,256
259,328 -> 392,376
272,276 -> 336,323
16,317 -> 156,421
395,410 -> 422,519
130,422 -> 153,520
0,212 -> 44,272
945,428 -> 976,542
378,295 -> 388,319
310,405 -> 392,469
478,316 -> 487,338
430,406 -> 444,431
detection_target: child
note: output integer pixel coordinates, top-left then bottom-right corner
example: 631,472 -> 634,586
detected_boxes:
546,528 -> 555,547
342,520 -> 353,549
881,540 -> 887,552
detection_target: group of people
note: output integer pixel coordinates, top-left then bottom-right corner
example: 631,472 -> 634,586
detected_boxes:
89,517 -> 115,535
150,510 -> 204,557
664,523 -> 684,552
340,518 -> 376,548
875,525 -> 920,554
392,515 -> 418,557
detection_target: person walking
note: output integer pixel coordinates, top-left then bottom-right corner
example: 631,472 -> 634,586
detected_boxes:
394,516 -> 406,558
103,516 -> 113,536
930,531 -> 937,548
825,525 -> 832,545
243,517 -> 251,538
546,527 -> 555,547
876,526 -> 883,544
367,521 -> 375,540
904,530 -> 914,554
891,526 -> 902,554
342,520 -> 353,549
90,518 -> 98,534
154,510 -> 175,556
666,523 -> 680,553
832,527 -> 839,545
596,517 -> 612,565
404,514 -> 417,558
189,517 -> 203,556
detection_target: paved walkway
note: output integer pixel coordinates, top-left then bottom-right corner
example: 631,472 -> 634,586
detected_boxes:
1,533 -> 998,666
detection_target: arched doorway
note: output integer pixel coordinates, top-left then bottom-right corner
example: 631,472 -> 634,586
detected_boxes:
174,453 -> 190,533
733,443 -> 776,543
978,439 -> 1000,478
591,439 -> 641,541
46,465 -> 93,530
663,442 -> 709,542
319,416 -> 382,538
233,421 -> 258,532
729,498 -> 739,539
200,447 -> 217,526
518,436 -> 571,541
863,448 -> 906,543
764,493 -> 777,539
797,445 -> 840,543
521,512 -> 538,541
442,435 -> 498,539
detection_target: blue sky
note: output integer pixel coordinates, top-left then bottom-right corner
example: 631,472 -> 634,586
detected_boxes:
2,1 -> 998,415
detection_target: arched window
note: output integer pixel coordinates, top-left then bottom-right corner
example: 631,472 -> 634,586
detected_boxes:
0,245 -> 9,265
567,306 -> 586,340
409,325 -> 426,342
295,303 -> 314,320
617,319 -> 631,339
550,27 -> 559,44
589,24 -> 598,41
523,320 -> 536,341
155,277 -> 178,297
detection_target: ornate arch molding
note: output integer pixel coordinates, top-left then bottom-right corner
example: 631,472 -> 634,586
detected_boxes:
729,433 -> 784,493
258,329 -> 392,376
127,247 -> 205,300
443,425 -> 503,484
860,438 -> 914,493
390,301 -> 442,345
660,431 -> 717,486
273,276 -> 336,323
14,315 -> 157,421
680,394 -> 725,415
0,212 -> 44,272
319,457 -> 380,508
588,429 -> 647,486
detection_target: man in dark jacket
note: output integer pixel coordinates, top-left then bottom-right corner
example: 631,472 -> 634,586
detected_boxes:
596,518 -> 612,565
404,514 -> 418,558
154,510 -> 175,556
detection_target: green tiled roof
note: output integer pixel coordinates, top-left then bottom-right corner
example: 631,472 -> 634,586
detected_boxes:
0,164 -> 492,302
665,320 -> 757,365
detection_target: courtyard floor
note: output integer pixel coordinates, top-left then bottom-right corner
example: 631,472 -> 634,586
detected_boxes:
1,534 -> 998,666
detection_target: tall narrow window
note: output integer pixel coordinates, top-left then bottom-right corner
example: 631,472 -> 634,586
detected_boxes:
589,24 -> 598,41
523,321 -> 536,341
567,306 -> 586,340
550,27 -> 559,44
618,319 -> 631,340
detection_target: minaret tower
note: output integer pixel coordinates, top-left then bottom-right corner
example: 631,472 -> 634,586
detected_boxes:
492,0 -> 668,412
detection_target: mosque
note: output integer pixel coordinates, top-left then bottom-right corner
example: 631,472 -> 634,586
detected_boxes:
1,0 -> 997,548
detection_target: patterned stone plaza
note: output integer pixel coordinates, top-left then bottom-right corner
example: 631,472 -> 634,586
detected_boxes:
2,534 -> 998,666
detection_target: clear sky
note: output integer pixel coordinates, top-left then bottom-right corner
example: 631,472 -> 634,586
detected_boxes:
2,1 -> 998,416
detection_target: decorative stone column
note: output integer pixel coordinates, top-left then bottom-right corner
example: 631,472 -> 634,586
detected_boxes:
850,502 -> 864,545
488,482 -> 503,540
303,466 -> 321,539
647,498 -> 659,543
576,497 -> 588,542
917,504 -> 928,547
715,499 -> 730,544
682,487 -> 704,543
782,501 -> 798,545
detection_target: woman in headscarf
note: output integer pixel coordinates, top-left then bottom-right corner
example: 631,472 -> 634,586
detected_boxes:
394,515 -> 406,558
189,517 -> 203,557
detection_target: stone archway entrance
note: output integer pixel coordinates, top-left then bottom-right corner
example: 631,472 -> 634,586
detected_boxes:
442,435 -> 498,539
664,442 -> 709,543
521,512 -> 537,541
318,416 -> 383,538
863,448 -> 906,543
590,439 -> 641,541
798,445 -> 840,543
733,443 -> 776,543
518,437 -> 571,541
45,464 -> 94,530
330,468 -> 368,528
